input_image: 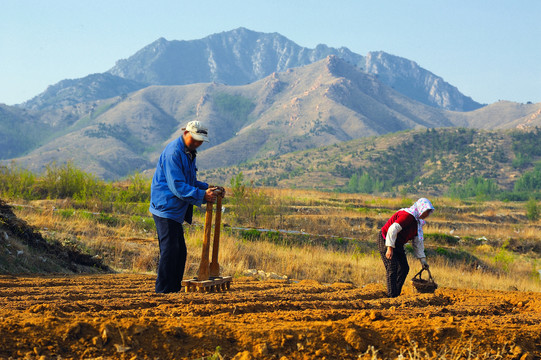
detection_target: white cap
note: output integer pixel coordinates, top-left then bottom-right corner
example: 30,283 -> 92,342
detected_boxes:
183,121 -> 209,142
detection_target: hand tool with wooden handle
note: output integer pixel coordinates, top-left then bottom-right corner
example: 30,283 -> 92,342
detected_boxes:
210,192 -> 223,277
197,201 -> 213,281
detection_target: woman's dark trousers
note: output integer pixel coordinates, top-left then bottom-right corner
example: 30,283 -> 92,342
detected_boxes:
378,232 -> 409,297
153,215 -> 187,293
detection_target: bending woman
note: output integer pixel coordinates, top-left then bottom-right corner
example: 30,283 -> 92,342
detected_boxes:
378,198 -> 434,297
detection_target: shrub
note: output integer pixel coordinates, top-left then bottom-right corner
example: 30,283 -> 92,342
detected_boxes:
514,163 -> 541,192
129,215 -> 155,231
39,161 -> 102,199
426,233 -> 460,245
435,247 -> 449,256
56,209 -> 75,219
97,212 -> 120,226
116,172 -> 150,203
0,162 -> 36,199
494,248 -> 514,272
526,198 -> 539,221
229,172 -> 274,227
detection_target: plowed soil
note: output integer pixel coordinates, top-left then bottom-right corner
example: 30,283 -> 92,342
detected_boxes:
0,275 -> 539,360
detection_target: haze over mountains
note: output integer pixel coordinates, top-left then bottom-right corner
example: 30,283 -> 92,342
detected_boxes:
1,28 -> 540,181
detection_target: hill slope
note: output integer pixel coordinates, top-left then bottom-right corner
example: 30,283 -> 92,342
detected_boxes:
0,199 -> 109,274
201,127 -> 541,195
195,55 -> 455,169
0,105 -> 51,160
22,73 -> 146,110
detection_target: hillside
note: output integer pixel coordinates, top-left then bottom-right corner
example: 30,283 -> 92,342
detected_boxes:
0,199 -> 109,274
446,100 -> 541,129
0,105 -> 51,160
201,127 -> 541,195
195,55 -> 455,170
22,73 -> 146,110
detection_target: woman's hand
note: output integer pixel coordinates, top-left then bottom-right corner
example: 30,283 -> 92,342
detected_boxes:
385,246 -> 393,260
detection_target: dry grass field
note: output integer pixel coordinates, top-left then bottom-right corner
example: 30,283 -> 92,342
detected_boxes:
8,189 -> 541,291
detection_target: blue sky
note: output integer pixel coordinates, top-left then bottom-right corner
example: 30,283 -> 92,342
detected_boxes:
1,0 -> 540,106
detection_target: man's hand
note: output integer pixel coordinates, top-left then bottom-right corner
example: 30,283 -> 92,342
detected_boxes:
210,185 -> 226,197
385,246 -> 393,260
204,187 -> 218,203
420,257 -> 429,269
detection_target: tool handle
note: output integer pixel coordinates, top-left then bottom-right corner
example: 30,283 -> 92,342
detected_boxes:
210,196 -> 222,277
197,201 -> 213,280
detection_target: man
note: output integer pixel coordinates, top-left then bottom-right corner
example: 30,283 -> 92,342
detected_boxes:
149,120 -> 222,293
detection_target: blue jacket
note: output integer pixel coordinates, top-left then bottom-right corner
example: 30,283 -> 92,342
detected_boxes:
149,136 -> 208,224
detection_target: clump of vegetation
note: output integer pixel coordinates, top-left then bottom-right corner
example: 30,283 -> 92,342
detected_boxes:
526,198 -> 539,221
84,123 -> 146,153
446,176 -> 499,200
228,172 -> 278,227
345,172 -> 387,194
0,161 -> 149,214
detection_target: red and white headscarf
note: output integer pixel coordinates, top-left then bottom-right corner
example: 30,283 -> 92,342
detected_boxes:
401,198 -> 434,241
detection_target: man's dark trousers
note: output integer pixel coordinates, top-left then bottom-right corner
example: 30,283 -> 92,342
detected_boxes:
153,215 -> 187,293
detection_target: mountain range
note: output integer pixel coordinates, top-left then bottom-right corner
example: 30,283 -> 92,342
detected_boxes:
19,28 -> 484,113
1,28 -> 540,183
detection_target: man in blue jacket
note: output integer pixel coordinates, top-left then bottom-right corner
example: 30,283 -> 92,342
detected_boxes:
149,120 -> 220,293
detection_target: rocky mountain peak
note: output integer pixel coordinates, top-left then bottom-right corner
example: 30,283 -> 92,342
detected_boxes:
16,29 -> 484,113
104,29 -> 481,112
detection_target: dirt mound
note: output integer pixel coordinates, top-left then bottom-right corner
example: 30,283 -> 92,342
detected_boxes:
0,274 -> 539,359
0,199 -> 109,274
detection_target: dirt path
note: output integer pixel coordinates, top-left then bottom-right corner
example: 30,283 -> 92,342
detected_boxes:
0,274 -> 539,359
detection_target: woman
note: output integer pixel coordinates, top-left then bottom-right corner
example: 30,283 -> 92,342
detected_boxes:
378,198 -> 434,298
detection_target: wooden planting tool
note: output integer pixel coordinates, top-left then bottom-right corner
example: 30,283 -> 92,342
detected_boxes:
197,200 -> 213,281
210,192 -> 223,277
184,188 -> 232,292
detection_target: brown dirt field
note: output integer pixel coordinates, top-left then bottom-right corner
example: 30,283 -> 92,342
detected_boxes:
0,275 -> 539,360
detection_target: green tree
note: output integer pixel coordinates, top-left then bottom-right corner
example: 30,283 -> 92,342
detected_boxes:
514,164 -> 541,192
446,176 -> 498,199
347,173 -> 359,193
512,153 -> 531,169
